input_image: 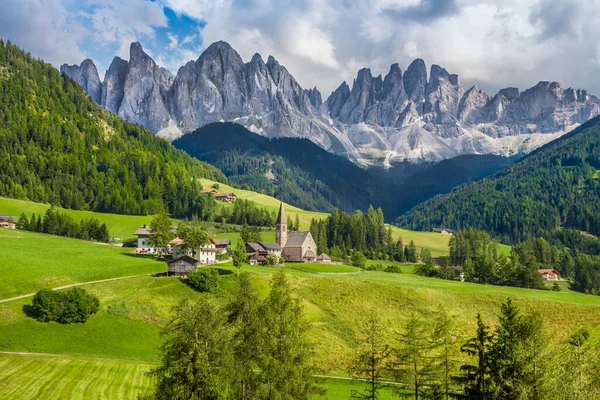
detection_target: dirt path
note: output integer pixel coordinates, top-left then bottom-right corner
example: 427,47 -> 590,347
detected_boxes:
0,273 -> 158,304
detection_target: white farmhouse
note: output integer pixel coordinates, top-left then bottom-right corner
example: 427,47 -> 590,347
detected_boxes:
171,237 -> 218,265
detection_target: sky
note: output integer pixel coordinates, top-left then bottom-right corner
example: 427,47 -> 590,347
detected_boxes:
2,0 -> 600,97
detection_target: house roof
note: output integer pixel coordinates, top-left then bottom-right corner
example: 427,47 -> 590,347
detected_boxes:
304,249 -> 316,258
259,241 -> 281,250
276,202 -> 287,225
214,192 -> 236,198
169,237 -> 185,246
0,215 -> 15,222
215,239 -> 230,245
167,255 -> 197,265
317,253 -> 331,260
134,225 -> 152,235
431,228 -> 455,233
285,231 -> 310,247
246,242 -> 265,253
539,269 -> 560,275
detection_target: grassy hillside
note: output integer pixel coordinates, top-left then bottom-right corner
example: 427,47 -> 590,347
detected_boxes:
0,229 -> 163,299
0,229 -> 597,398
0,197 -> 155,241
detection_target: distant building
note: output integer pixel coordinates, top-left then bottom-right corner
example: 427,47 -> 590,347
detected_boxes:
213,192 -> 237,203
0,215 -> 16,229
430,228 -> 456,235
167,255 -> 198,277
276,202 -> 325,263
171,237 -> 218,265
134,225 -> 171,255
246,241 -> 282,265
201,189 -> 217,195
317,253 -> 331,263
215,239 -> 230,254
539,269 -> 560,281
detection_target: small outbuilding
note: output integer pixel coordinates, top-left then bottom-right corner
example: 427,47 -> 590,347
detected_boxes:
167,255 -> 198,277
539,269 -> 560,281
430,228 -> 456,235
317,253 -> 331,263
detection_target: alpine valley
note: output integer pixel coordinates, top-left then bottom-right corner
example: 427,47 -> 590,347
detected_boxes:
62,41 -> 600,167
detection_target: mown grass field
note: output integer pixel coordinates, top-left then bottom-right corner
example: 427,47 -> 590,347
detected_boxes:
0,229 -> 164,300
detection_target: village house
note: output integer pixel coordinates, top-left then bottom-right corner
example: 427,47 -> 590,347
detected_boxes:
201,189 -> 217,195
166,255 -> 198,277
246,242 -> 282,265
170,237 -> 219,265
215,239 -> 230,254
0,215 -> 16,229
430,228 -> 456,235
134,225 -> 172,255
539,269 -> 560,281
213,192 -> 237,203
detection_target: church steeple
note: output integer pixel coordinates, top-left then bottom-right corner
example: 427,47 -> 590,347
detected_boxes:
276,202 -> 287,247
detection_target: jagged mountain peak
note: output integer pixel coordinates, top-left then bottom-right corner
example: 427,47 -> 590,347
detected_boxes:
63,42 -> 600,166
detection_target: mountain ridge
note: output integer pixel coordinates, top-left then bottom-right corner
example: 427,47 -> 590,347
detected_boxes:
62,41 -> 600,166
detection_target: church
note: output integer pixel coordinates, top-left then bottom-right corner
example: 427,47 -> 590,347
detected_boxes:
247,202 -> 326,264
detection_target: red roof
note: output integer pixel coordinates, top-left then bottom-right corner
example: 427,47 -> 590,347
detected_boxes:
539,269 -> 560,275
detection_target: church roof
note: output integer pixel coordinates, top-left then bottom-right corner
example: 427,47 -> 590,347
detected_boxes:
276,202 -> 287,225
285,231 -> 310,247
304,249 -> 316,258
259,242 -> 281,250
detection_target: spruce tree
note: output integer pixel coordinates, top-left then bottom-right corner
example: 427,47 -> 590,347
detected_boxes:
151,298 -> 233,399
257,271 -> 319,399
348,312 -> 391,400
458,313 -> 493,399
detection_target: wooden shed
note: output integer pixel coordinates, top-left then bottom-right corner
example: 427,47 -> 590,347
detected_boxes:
167,255 -> 198,277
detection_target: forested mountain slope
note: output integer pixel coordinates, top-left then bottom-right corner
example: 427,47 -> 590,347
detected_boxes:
396,116 -> 600,243
0,40 -> 226,217
174,122 -> 514,217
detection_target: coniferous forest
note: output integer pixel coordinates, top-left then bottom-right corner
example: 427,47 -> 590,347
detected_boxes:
0,40 -> 227,217
396,116 -> 600,244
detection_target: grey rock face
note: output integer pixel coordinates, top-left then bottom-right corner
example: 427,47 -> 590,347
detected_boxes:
60,59 -> 103,104
63,41 -> 600,166
101,57 -> 128,114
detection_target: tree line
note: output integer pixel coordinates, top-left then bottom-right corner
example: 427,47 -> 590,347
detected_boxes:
310,206 -> 420,264
18,208 -> 110,242
351,299 -> 600,399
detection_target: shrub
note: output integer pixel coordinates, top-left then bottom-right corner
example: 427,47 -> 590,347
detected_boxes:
552,281 -> 562,292
265,253 -> 279,266
32,288 -> 99,324
189,268 -> 220,292
384,265 -> 402,274
414,263 -> 437,277
279,257 -> 286,265
351,251 -> 367,269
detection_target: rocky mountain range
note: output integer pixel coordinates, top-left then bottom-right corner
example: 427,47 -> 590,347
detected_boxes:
61,41 -> 600,166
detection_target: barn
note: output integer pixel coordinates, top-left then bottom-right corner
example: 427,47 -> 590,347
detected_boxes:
167,255 -> 198,277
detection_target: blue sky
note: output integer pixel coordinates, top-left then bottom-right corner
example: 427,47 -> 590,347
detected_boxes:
2,0 -> 600,96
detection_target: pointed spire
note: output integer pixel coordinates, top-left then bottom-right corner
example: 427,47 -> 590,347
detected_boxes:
276,202 -> 287,225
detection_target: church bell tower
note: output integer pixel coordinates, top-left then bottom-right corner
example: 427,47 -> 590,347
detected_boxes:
276,202 -> 287,248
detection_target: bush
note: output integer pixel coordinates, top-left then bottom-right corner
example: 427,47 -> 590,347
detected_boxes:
414,263 -> 437,277
365,263 -> 383,271
32,288 -> 99,324
552,281 -> 562,292
351,251 -> 367,269
265,253 -> 279,266
279,257 -> 285,265
384,265 -> 402,274
189,268 -> 220,292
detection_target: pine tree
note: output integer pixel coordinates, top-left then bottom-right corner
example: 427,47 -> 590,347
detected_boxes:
458,313 -> 493,399
430,306 -> 459,399
348,312 -> 391,400
151,298 -> 233,399
391,312 -> 432,400
256,271 -> 319,399
227,274 -> 261,400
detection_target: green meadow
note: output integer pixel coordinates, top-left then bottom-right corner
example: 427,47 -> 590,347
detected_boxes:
0,226 -> 599,398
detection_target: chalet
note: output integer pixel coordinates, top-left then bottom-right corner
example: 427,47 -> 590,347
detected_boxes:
171,237 -> 218,265
539,269 -> 560,281
213,192 -> 237,203
134,225 -> 169,254
246,241 -> 282,265
275,202 -> 327,263
430,228 -> 456,235
167,255 -> 198,277
0,215 -> 16,229
215,239 -> 230,254
201,189 -> 217,195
